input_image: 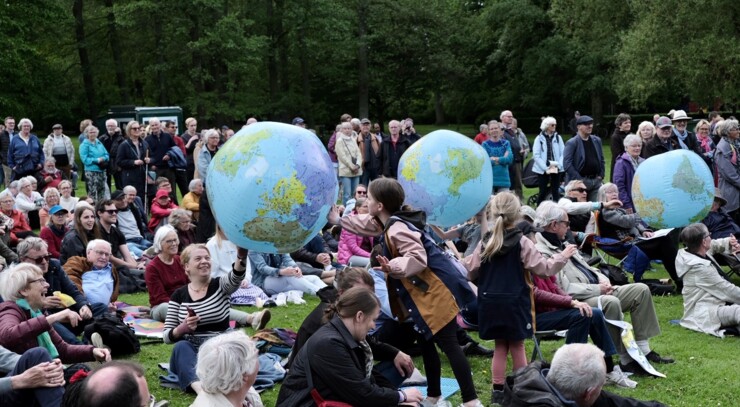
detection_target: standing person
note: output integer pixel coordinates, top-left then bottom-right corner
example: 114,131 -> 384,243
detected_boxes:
694,119 -> 717,183
637,121 -> 656,158
642,116 -> 679,158
43,124 -> 75,182
117,121 -> 151,205
182,118 -> 200,183
195,129 -> 220,244
511,118 -> 530,162
358,118 -> 381,185
482,120 -> 513,194
612,134 -> 644,213
79,125 -> 110,204
0,116 -> 18,186
144,118 -> 176,201
532,117 -> 565,204
334,178 -> 484,407
563,115 -> 605,202
471,193 -> 574,405
165,120 -> 189,201
671,110 -> 703,154
336,122 -> 363,205
379,120 -> 412,179
501,111 -> 524,199
714,119 -> 740,222
609,114 -> 632,181
474,124 -> 489,145
8,118 -> 44,181
98,119 -> 125,191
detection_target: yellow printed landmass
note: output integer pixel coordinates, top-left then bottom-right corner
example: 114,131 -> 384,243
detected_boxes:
632,175 -> 666,228
212,130 -> 271,178
400,149 -> 420,181
445,148 -> 485,195
256,172 -> 306,217
672,155 -> 708,198
242,217 -> 313,253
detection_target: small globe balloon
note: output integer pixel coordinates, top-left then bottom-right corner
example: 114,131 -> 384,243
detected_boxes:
206,122 -> 338,253
397,130 -> 493,227
632,149 -> 713,229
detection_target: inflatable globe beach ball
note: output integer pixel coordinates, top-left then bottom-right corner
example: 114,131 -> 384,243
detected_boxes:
397,130 -> 493,228
632,149 -> 714,229
206,122 -> 338,253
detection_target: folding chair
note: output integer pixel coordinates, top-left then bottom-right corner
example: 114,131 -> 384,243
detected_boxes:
530,330 -> 561,363
589,210 -> 630,267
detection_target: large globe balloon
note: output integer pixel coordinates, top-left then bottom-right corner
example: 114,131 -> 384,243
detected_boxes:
206,122 -> 338,253
632,149 -> 713,229
397,130 -> 493,227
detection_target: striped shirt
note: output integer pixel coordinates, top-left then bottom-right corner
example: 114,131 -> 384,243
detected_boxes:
163,267 -> 244,344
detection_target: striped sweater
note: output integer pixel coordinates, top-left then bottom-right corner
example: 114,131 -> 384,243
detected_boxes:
163,267 -> 244,344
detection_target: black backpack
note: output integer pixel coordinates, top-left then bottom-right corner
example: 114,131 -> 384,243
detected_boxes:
83,311 -> 140,356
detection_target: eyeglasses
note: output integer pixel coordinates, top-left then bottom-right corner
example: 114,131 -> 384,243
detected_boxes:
698,127 -> 710,132
559,220 -> 570,227
356,190 -> 367,195
93,250 -> 111,257
164,239 -> 179,245
28,277 -> 47,285
25,254 -> 52,265
131,127 -> 141,131
573,188 -> 588,193
102,209 -> 118,215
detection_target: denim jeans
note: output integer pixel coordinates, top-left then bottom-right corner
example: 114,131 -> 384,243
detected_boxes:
127,236 -> 152,259
339,176 -> 360,205
0,348 -> 63,407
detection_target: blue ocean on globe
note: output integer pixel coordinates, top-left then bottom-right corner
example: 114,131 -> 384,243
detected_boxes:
397,130 -> 493,227
632,149 -> 714,229
206,122 -> 338,253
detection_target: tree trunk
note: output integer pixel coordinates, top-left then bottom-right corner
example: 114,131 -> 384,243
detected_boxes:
103,0 -> 130,104
266,0 -> 278,115
591,92 -> 603,131
357,0 -> 369,119
153,14 -> 166,105
73,0 -> 97,117
297,22 -> 311,125
434,90 -> 446,125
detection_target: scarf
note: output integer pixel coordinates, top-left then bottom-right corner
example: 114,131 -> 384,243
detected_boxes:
358,339 -> 374,379
697,134 -> 713,153
15,298 -> 59,358
672,128 -> 689,150
49,223 -> 67,237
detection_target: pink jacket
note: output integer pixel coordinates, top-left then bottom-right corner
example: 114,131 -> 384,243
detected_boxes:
337,226 -> 373,264
0,302 -> 95,363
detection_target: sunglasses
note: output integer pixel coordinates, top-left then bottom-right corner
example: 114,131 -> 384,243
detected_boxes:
356,190 -> 367,195
26,254 -> 52,265
131,127 -> 141,131
102,209 -> 118,215
573,188 -> 588,193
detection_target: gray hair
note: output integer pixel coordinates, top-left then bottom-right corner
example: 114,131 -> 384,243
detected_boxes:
597,183 -> 618,202
44,187 -> 60,200
188,178 -> 203,192
196,330 -> 259,395
479,123 -> 488,132
534,201 -> 567,229
0,190 -> 14,202
86,239 -> 111,254
637,121 -> 655,138
716,119 -> 739,138
17,237 -> 49,259
152,225 -> 177,254
18,118 -> 33,130
84,125 -> 99,140
18,177 -> 32,189
679,223 -> 709,253
105,118 -> 118,127
547,343 -> 606,401
0,263 -> 43,301
205,128 -> 220,140
622,133 -> 642,148
499,110 -> 513,120
540,116 -> 557,131
45,156 -> 56,164
123,185 -> 137,195
168,208 -> 192,229
148,117 -> 160,125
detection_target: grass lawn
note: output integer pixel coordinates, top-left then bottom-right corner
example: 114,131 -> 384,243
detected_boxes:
92,127 -> 739,406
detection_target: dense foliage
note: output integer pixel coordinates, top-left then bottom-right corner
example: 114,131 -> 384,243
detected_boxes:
0,0 -> 737,130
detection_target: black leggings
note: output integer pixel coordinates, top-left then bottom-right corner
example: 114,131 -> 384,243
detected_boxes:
418,318 -> 478,402
537,173 -> 561,204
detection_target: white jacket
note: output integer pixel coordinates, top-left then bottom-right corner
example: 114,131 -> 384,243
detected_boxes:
676,238 -> 740,337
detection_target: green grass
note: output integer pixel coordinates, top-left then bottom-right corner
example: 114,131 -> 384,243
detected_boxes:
112,129 -> 739,406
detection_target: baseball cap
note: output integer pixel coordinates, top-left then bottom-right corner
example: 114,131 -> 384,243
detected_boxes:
656,116 -> 672,129
292,117 -> 305,125
49,205 -> 68,216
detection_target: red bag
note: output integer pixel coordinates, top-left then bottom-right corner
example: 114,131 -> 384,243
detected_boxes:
310,389 -> 354,407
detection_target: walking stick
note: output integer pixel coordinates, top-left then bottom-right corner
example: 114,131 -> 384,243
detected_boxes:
144,150 -> 150,216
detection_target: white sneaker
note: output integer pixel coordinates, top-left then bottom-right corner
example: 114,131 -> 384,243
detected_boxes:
251,309 -> 271,330
457,402 -> 484,407
275,293 -> 287,307
606,365 -> 638,388
287,290 -> 306,305
421,399 -> 452,407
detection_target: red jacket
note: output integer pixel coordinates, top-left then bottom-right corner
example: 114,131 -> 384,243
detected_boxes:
145,255 -> 188,307
533,274 -> 573,314
474,132 -> 488,145
40,225 -> 66,259
148,201 -> 178,232
3,209 -> 31,245
0,301 -> 95,363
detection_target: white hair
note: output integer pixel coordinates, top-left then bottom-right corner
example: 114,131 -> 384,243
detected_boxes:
540,116 -> 557,131
623,133 -> 642,148
188,178 -> 203,192
479,124 -> 488,132
148,117 -> 160,125
152,225 -> 177,254
500,110 -> 512,120
86,239 -> 111,254
547,343 -> 606,401
0,263 -> 43,301
18,118 -> 33,130
105,118 -> 118,127
123,185 -> 137,195
350,118 -> 361,126
44,187 -> 60,200
196,330 -> 259,395
18,177 -> 32,189
534,201 -> 567,229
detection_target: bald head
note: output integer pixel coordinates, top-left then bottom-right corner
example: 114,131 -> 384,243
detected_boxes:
81,362 -> 148,407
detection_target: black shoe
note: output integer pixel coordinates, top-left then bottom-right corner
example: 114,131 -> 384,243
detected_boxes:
462,341 -> 493,357
645,351 -> 674,364
491,389 -> 504,406
619,361 -> 651,376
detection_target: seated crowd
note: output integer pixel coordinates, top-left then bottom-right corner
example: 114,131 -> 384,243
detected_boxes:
0,111 -> 736,407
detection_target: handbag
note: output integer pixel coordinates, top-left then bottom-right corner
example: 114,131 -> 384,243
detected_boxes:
341,139 -> 359,167
305,342 -> 354,407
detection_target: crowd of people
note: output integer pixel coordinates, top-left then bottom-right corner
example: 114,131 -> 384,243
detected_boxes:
0,108 -> 737,407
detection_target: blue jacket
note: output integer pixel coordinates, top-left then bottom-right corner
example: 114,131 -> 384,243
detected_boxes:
166,146 -> 187,170
7,134 -> 44,175
563,134 -> 605,182
532,132 -> 564,174
79,139 -> 109,172
248,252 -> 297,289
482,138 -> 513,188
